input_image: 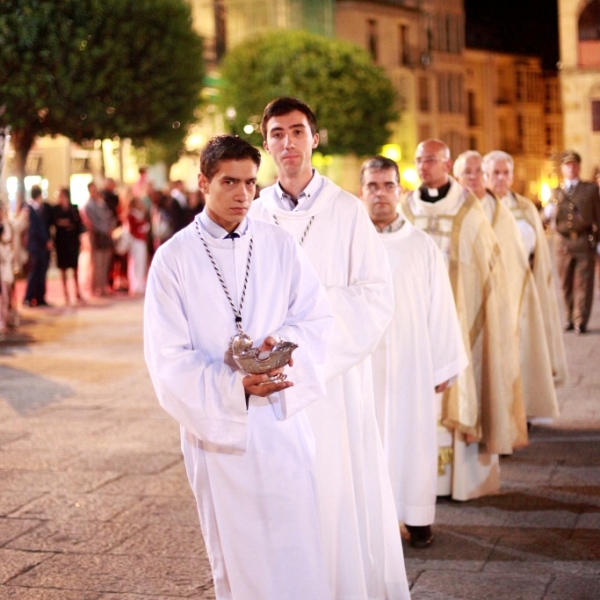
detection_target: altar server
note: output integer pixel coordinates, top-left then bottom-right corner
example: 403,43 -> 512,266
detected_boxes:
145,135 -> 334,600
360,155 -> 468,548
250,97 -> 410,599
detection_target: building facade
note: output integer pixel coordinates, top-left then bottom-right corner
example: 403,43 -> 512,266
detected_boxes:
1,0 -> 563,203
559,0 -> 600,179
334,0 -> 561,198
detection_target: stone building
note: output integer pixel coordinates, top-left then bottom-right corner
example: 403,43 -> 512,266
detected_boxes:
559,0 -> 600,179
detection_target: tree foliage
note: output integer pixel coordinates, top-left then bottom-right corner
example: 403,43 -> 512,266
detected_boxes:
0,0 -> 204,195
218,30 -> 398,156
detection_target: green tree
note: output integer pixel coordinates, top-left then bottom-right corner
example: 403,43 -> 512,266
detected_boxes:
218,30 -> 398,156
0,0 -> 204,201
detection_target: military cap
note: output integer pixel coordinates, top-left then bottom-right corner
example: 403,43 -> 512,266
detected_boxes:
560,149 -> 581,164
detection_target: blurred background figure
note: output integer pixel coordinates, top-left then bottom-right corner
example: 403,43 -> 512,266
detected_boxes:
52,187 -> 84,305
82,182 -> 115,297
23,185 -> 53,307
169,179 -> 190,233
0,202 -> 15,336
126,196 -> 150,297
11,201 -> 29,283
102,178 -> 128,293
187,189 -> 205,224
150,190 -> 174,251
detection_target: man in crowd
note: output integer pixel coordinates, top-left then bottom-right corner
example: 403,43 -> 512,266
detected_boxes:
483,150 -> 567,385
82,182 -> 115,297
145,135 -> 334,599
544,150 -> 600,334
360,155 -> 467,549
454,150 -> 559,422
169,179 -> 190,233
250,98 -> 410,599
23,185 -> 53,307
402,139 -> 527,501
102,177 -> 127,292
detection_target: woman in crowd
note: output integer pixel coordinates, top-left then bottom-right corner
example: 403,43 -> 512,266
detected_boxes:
52,187 -> 84,305
0,202 -> 15,336
127,196 -> 150,296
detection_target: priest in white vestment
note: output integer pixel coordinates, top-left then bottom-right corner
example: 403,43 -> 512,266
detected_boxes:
455,151 -> 559,421
483,150 -> 568,388
144,136 -> 334,600
250,97 -> 411,599
359,155 -> 468,549
402,139 -> 528,502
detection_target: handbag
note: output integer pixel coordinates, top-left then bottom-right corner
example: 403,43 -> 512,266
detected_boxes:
112,225 -> 132,256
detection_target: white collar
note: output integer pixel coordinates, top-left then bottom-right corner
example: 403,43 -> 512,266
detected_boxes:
198,211 -> 248,239
274,169 -> 324,211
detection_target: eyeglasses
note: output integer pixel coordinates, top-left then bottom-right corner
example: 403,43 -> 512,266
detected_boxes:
414,156 -> 446,165
363,182 -> 398,193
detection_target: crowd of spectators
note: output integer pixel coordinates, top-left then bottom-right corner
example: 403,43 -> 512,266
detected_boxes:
0,175 -> 204,337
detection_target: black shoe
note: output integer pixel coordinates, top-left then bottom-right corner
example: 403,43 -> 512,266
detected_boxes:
405,524 -> 434,549
575,324 -> 587,334
564,321 -> 574,331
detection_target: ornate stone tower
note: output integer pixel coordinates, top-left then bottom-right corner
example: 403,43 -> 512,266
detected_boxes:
559,0 -> 600,177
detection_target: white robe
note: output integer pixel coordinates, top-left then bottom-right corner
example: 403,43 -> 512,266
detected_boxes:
373,219 -> 468,525
250,176 -> 411,600
144,215 -> 334,600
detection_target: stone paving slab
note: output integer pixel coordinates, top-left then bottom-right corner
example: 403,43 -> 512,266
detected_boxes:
409,571 -> 551,600
1,589 -> 101,600
545,575 -> 600,599
6,519 -> 146,554
8,553 -> 212,597
0,549 -> 54,585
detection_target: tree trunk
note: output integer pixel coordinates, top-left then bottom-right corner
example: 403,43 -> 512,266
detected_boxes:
10,128 -> 36,209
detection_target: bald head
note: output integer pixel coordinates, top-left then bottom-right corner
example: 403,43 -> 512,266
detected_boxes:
415,139 -> 452,189
416,139 -> 450,160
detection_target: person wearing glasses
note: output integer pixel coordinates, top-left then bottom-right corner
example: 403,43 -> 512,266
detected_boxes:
401,139 -> 527,502
360,155 -> 467,549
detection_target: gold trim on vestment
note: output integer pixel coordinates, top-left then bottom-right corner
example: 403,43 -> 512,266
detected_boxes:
438,446 -> 454,475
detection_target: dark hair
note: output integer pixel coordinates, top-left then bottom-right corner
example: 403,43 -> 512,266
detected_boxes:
200,135 -> 261,181
261,97 -> 317,138
359,155 -> 400,185
30,185 -> 42,200
58,187 -> 71,203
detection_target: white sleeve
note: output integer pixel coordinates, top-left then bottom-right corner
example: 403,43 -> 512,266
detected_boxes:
144,249 -> 249,452
324,204 -> 394,381
428,241 -> 469,386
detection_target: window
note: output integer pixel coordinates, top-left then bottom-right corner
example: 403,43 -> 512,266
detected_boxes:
214,0 -> 227,61
399,24 -> 410,66
368,19 -> 378,62
592,100 -> 600,131
468,91 -> 477,126
419,77 -> 430,112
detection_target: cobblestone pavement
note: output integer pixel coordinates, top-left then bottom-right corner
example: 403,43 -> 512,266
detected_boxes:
0,276 -> 599,599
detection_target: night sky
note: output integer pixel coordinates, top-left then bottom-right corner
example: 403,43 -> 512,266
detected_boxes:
465,0 -> 560,71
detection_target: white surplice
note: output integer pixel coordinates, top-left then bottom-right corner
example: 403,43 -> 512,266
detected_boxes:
373,218 -> 468,525
250,174 -> 411,600
144,213 -> 334,600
